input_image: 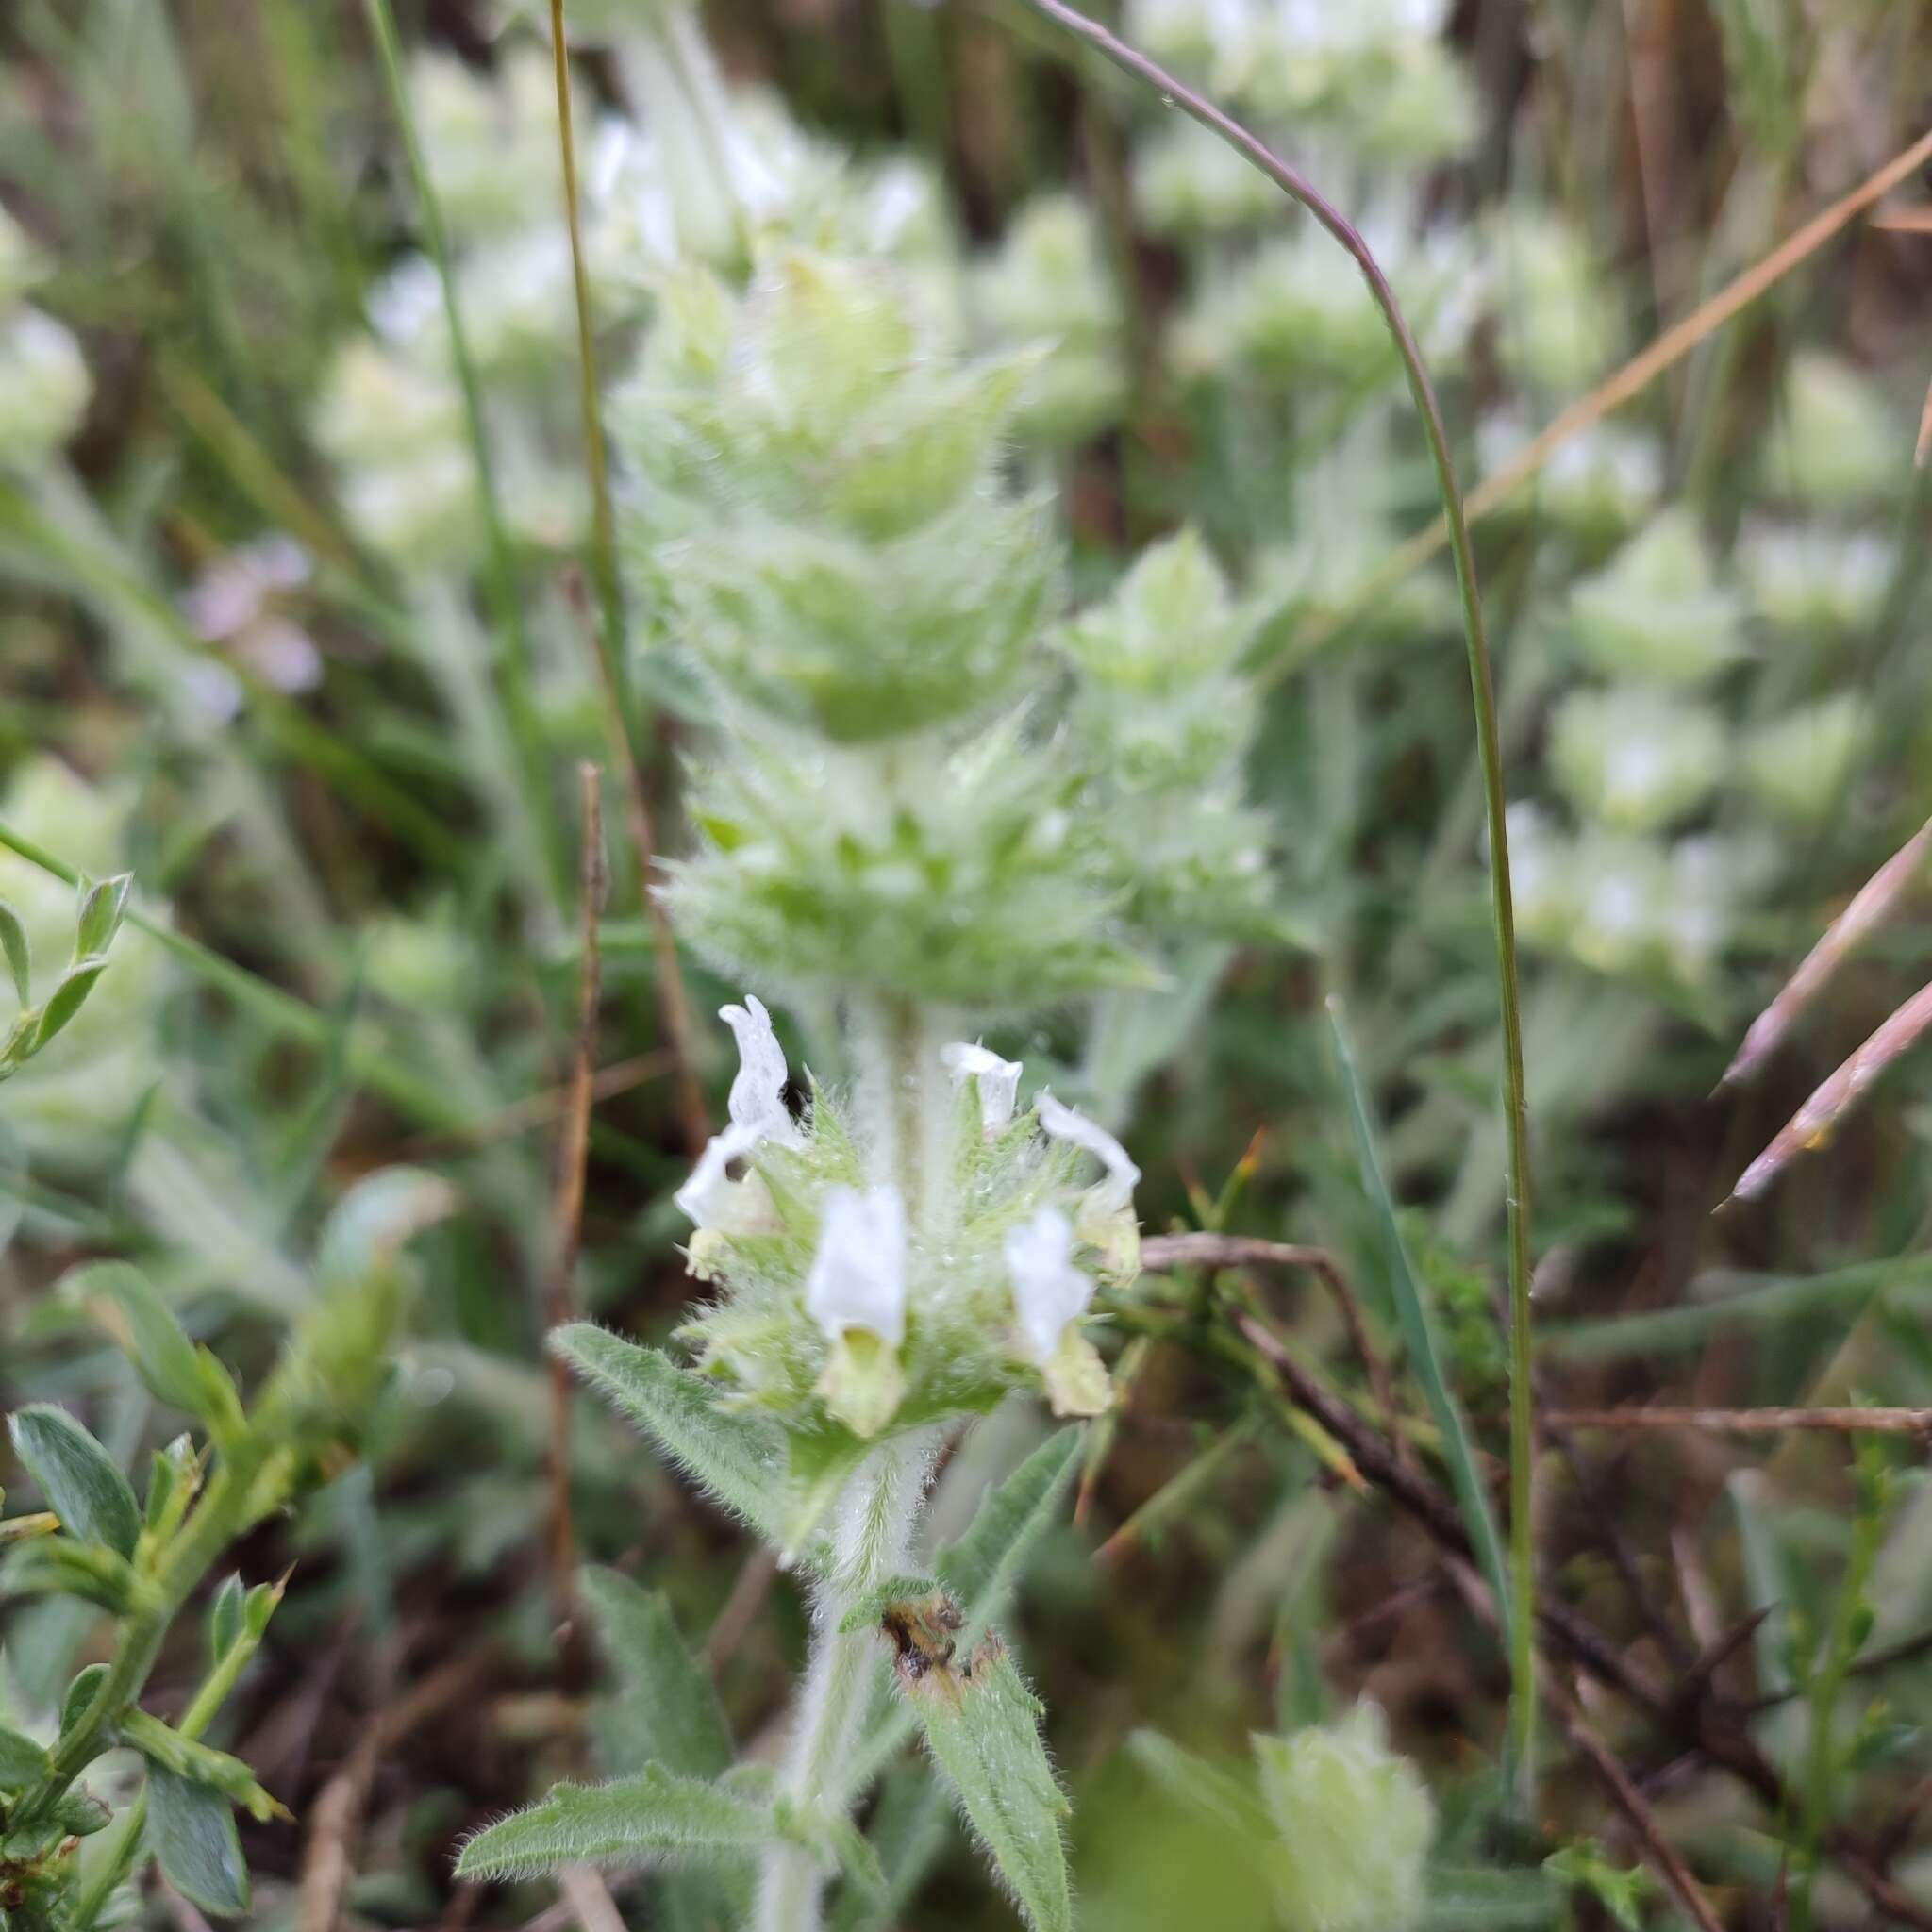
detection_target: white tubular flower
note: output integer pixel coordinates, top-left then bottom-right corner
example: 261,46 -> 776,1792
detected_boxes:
1004,1208 -> 1093,1363
1005,1206 -> 1112,1418
674,993 -> 796,1231
1037,1094 -> 1141,1213
941,1040 -> 1023,1134
722,993 -> 797,1144
805,1185 -> 908,1346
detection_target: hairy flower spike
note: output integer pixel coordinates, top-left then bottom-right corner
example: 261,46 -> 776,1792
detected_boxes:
941,1041 -> 1024,1135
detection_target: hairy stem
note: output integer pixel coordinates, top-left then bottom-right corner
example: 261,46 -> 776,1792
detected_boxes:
1005,0 -> 1538,1795
756,1435 -> 931,1932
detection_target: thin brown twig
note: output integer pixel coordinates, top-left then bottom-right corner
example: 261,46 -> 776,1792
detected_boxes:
1141,1232 -> 1407,1455
1548,1406 -> 1932,1437
1284,121 -> 1932,667
541,765 -> 606,1655
563,570 -> 711,1159
1192,1307 -> 1932,1930
298,1652 -> 492,1932
1723,814 -> 1932,1088
1542,1668 -> 1727,1932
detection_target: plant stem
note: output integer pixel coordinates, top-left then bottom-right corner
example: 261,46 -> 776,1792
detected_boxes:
755,1435 -> 931,1932
360,0 -> 563,905
1004,0 -> 1538,1798
13,1445 -> 267,1830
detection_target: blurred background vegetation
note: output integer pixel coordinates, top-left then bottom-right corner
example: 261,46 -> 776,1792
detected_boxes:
3,0 -> 1932,1924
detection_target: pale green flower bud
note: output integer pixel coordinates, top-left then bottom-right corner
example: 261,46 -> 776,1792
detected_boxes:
1759,353 -> 1900,509
0,308 -> 90,468
1135,124 -> 1281,238
1476,412 -> 1663,546
1254,1703 -> 1433,1932
1735,520 -> 1892,636
1504,803 -> 1582,955
1486,209 -> 1620,394
313,340 -> 463,471
1343,41 -> 1480,166
974,194 -> 1124,445
1549,684 -> 1725,834
1740,694 -> 1863,825
1563,509 -> 1745,686
411,46 -> 563,240
340,448 -> 479,568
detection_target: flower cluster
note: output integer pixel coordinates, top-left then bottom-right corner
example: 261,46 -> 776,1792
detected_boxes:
674,996 -> 1135,1438
622,250 -> 1273,1011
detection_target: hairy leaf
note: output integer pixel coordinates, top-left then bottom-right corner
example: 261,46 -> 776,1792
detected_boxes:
580,1567 -> 732,1779
905,1641 -> 1072,1932
936,1426 -> 1083,1640
455,1765 -> 774,1880
147,1762 -> 249,1917
552,1326 -> 791,1546
8,1405 -> 141,1558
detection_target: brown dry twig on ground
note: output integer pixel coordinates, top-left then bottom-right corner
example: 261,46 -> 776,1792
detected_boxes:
298,1651 -> 493,1932
1114,1277 -> 1932,1929
1140,1232 -> 1407,1455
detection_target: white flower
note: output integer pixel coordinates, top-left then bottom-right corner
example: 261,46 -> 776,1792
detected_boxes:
674,993 -> 796,1229
941,1041 -> 1023,1133
805,1185 -> 908,1346
722,993 -> 795,1143
1004,1207 -> 1094,1363
1037,1093 -> 1141,1214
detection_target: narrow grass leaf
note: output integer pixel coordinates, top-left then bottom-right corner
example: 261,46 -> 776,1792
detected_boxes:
1324,1009 -> 1513,1650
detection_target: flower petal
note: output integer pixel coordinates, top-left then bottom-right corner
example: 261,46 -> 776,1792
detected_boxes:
722,992 -> 795,1141
805,1184 -> 908,1346
941,1040 -> 1024,1133
1003,1206 -> 1095,1364
1037,1094 -> 1141,1214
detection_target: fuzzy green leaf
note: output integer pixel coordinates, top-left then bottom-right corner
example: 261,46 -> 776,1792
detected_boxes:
552,1326 -> 791,1547
936,1427 -> 1083,1641
905,1641 -> 1072,1932
147,1762 -> 249,1917
0,1723 -> 49,1791
580,1567 -> 732,1779
8,1404 -> 141,1558
62,1260 -> 234,1425
32,958 -> 109,1052
74,874 -> 132,961
0,897 -> 28,1006
455,1765 -> 774,1880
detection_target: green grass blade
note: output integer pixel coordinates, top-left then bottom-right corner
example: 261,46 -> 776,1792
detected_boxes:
1326,999 -> 1513,1662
